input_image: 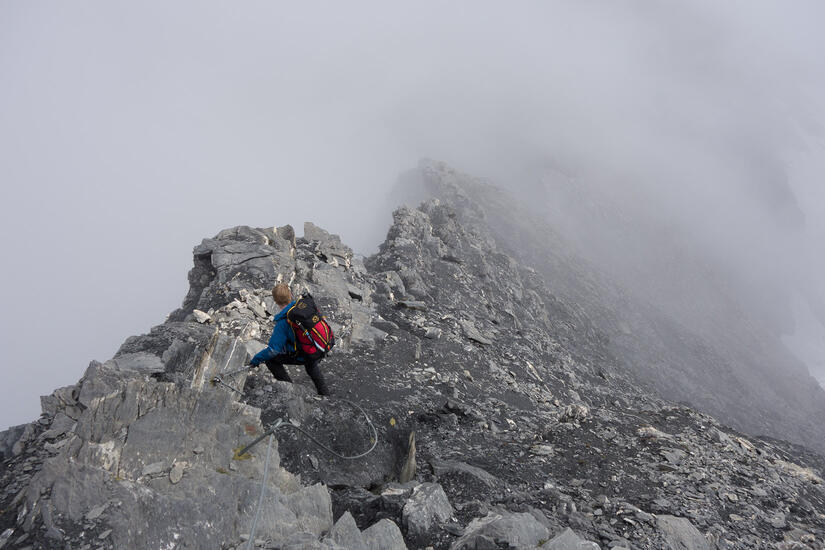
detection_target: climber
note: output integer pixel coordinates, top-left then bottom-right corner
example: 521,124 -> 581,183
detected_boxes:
249,283 -> 331,396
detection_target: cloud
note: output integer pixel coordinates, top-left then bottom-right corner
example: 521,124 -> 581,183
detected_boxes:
2,1 -> 825,427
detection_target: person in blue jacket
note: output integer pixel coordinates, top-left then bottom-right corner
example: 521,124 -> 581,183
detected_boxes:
249,283 -> 330,395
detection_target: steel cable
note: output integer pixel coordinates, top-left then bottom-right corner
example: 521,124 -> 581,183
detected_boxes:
245,434 -> 274,550
237,397 -> 378,460
276,397 -> 378,460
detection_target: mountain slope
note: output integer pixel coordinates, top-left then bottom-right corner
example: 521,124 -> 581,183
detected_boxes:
391,160 -> 825,454
1,175 -> 824,549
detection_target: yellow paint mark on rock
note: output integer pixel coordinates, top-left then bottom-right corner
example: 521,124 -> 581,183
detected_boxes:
233,446 -> 252,461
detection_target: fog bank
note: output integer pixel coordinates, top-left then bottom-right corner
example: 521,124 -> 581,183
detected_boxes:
2,1 -> 824,428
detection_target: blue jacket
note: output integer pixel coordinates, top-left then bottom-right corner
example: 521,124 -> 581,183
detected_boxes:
250,300 -> 298,365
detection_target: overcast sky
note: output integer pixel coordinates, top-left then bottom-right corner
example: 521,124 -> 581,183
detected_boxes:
2,1 -> 825,429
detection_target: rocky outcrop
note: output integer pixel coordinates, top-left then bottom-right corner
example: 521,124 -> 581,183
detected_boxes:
0,332 -> 403,549
451,509 -> 551,549
2,168 -> 825,549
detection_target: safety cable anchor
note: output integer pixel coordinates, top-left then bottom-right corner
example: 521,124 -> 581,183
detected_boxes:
211,375 -> 243,395
236,418 -> 284,458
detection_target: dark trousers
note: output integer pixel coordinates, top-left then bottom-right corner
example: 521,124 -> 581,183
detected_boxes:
265,354 -> 329,395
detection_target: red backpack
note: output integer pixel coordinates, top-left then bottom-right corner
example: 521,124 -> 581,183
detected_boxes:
286,293 -> 335,360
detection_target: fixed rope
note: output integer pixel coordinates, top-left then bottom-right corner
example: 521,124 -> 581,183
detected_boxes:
238,399 -> 377,548
245,433 -> 274,550
236,397 -> 378,460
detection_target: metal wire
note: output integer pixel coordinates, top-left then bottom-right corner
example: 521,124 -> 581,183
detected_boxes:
212,377 -> 243,395
245,434 -> 274,550
238,398 -> 378,460
238,399 -> 376,548
278,398 -> 378,460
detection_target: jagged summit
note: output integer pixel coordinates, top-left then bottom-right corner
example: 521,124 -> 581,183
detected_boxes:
1,171 -> 825,549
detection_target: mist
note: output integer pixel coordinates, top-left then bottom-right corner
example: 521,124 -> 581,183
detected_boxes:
2,1 -> 825,429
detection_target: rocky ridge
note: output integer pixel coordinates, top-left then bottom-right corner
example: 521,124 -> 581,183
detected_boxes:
392,160 -> 825,455
1,179 -> 824,549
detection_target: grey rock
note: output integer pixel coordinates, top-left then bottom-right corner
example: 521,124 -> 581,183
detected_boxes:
44,438 -> 70,453
768,511 -> 787,529
304,221 -> 336,243
326,511 -> 367,550
530,444 -> 554,456
656,515 -> 710,550
349,321 -> 388,349
192,309 -> 211,323
431,460 -> 500,488
41,501 -> 62,541
362,518 -> 407,550
169,226 -> 289,320
29,343 -> 321,548
399,269 -> 429,299
42,412 -> 76,440
371,318 -> 399,334
377,271 -> 406,298
304,222 -> 353,267
711,428 -> 732,446
112,352 -> 165,374
424,327 -> 442,339
276,224 -> 296,246
452,509 -> 550,550
637,426 -> 671,440
460,321 -> 492,345
398,300 -> 428,311
244,297 -> 268,319
40,385 -> 80,417
660,448 -> 687,465
215,225 -> 270,244
283,483 -> 334,537
141,462 -> 165,476
169,461 -> 185,484
402,482 -> 453,536
543,528 -> 600,549
751,486 -> 768,497
280,531 -> 326,549
85,503 -> 108,521
560,404 -> 589,423
347,284 -> 365,301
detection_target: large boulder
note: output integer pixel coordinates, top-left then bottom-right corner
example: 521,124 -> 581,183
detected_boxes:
362,518 -> 407,550
656,515 -> 710,550
401,482 -> 453,536
543,528 -> 601,549
452,509 -> 550,550
325,511 -> 367,550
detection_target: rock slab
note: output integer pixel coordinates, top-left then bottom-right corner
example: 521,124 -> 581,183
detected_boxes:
452,509 -> 550,550
656,515 -> 710,550
402,482 -> 453,536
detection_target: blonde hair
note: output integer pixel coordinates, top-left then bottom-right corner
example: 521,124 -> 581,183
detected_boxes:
272,283 -> 292,306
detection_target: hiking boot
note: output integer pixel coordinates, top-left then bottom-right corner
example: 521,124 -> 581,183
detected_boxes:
313,377 -> 330,396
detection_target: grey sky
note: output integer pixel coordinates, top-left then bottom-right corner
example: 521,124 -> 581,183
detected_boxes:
2,2 -> 825,429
